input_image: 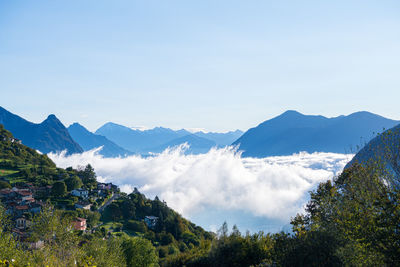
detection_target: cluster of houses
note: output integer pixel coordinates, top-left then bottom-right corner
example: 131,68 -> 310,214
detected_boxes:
70,182 -> 118,210
0,181 -> 119,248
0,184 -> 47,217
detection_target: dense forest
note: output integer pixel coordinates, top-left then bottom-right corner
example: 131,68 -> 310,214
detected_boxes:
1,124 -> 400,266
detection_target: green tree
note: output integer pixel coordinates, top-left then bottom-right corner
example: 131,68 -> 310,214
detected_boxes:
291,161 -> 399,266
64,175 -> 82,191
51,181 -> 67,196
121,199 -> 136,220
79,164 -> 97,189
80,237 -> 126,267
122,237 -> 158,267
29,206 -> 80,266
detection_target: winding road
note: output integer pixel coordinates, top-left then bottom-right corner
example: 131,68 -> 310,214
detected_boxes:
98,193 -> 120,213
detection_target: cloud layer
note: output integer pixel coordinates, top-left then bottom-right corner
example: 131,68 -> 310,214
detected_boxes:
49,146 -> 351,230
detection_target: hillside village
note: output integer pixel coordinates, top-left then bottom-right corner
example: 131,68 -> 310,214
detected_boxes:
0,179 -> 119,245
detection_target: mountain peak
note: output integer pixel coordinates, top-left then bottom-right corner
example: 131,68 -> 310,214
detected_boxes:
42,114 -> 65,128
68,122 -> 87,131
279,110 -> 303,117
44,114 -> 60,122
283,110 -> 301,114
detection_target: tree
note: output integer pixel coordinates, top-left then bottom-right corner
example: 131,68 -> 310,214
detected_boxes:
51,181 -> 67,197
81,237 -> 126,267
64,175 -> 82,191
121,199 -> 136,220
104,202 -> 122,222
122,237 -> 158,267
290,162 -> 399,265
79,164 -> 97,189
29,206 -> 80,266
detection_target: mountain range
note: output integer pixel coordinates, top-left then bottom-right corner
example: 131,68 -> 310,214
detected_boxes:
0,106 -> 82,154
2,106 -> 399,159
95,122 -> 243,155
0,106 -> 243,157
95,123 -> 192,153
234,110 -> 399,157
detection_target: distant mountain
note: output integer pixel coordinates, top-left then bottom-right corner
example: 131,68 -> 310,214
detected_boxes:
95,122 -> 191,153
151,134 -> 217,154
0,106 -> 83,154
95,122 -> 241,154
68,123 -> 132,157
194,130 -> 243,146
233,110 -> 399,157
345,123 -> 400,179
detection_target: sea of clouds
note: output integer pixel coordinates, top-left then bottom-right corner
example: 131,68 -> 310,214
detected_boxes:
48,145 -> 352,232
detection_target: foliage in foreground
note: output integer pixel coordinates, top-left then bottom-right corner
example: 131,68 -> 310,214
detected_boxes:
0,205 -> 158,267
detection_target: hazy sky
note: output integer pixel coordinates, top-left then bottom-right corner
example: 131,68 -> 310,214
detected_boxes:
1,1 -> 399,132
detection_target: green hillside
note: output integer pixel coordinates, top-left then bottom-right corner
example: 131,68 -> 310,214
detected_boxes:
0,124 -> 60,186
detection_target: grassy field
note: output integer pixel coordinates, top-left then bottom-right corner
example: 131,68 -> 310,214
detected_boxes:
100,221 -> 144,238
101,221 -> 123,231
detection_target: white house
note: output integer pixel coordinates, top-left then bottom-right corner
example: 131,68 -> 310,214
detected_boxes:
71,188 -> 89,198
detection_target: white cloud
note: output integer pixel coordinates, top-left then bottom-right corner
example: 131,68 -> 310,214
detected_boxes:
48,146 -> 351,229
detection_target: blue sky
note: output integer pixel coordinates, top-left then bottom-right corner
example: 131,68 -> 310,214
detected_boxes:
1,0 -> 399,132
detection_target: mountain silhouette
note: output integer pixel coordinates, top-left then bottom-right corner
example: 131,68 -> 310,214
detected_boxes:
0,106 -> 82,154
233,110 -> 399,157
